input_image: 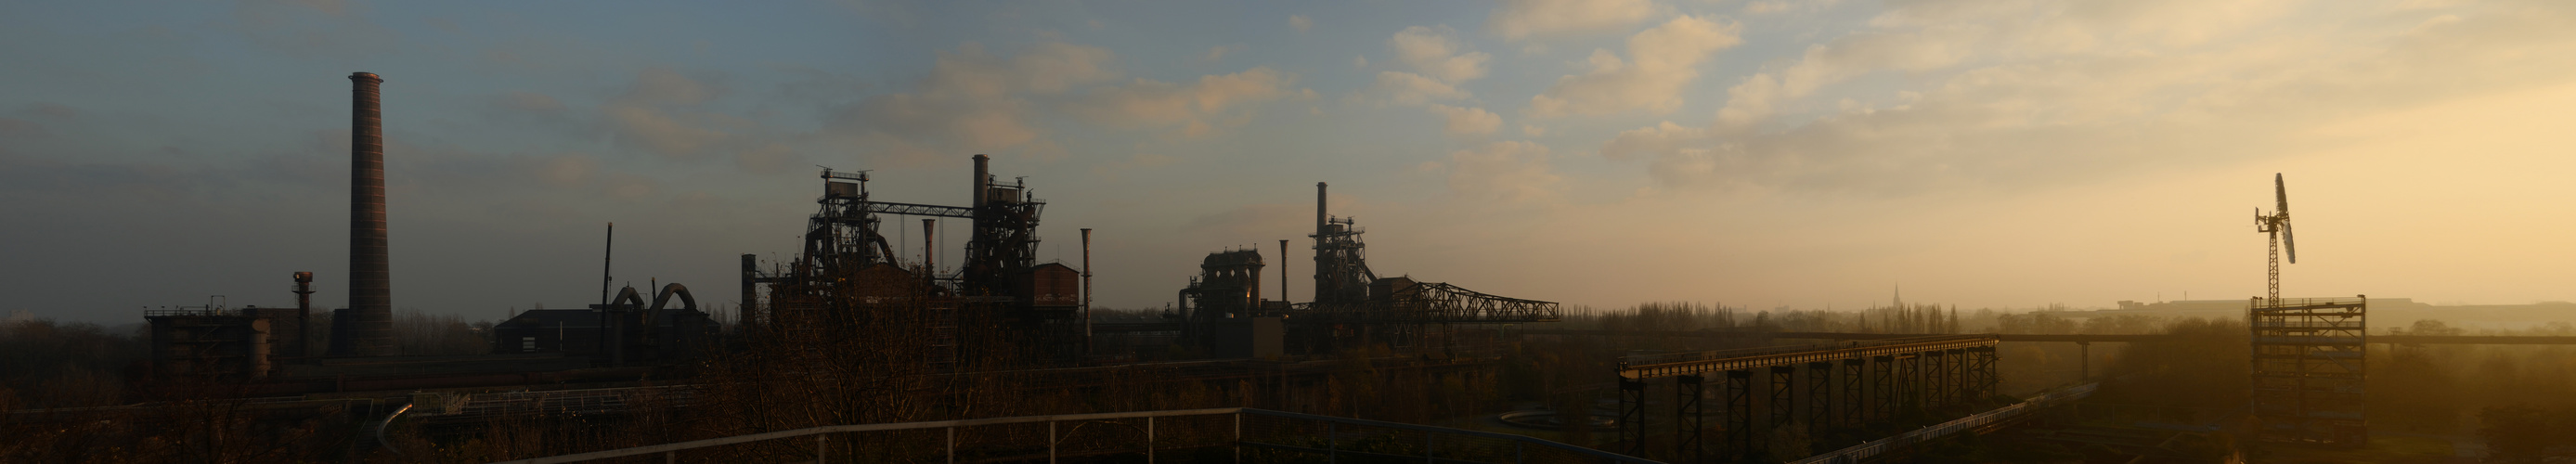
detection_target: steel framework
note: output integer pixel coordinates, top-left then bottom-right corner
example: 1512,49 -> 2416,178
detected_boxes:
1677,374 -> 1703,462
2250,297 -> 2367,445
1841,358 -> 1865,429
1806,362 -> 1832,443
1725,370 -> 1752,458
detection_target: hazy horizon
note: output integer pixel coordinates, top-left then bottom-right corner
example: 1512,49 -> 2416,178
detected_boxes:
6,1 -> 2575,325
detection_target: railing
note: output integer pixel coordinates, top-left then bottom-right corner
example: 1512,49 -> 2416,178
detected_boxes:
1789,382 -> 2098,464
488,407 -> 1654,464
1619,335 -> 1999,380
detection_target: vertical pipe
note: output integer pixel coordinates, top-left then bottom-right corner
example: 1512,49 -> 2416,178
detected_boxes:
1081,228 -> 1093,342
1278,239 -> 1289,304
972,155 -> 990,210
345,71 -> 393,357
924,219 -> 938,275
1313,182 -> 1327,303
602,223 -> 614,306
739,254 -> 757,333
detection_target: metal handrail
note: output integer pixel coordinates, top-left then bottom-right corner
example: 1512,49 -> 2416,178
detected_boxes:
1619,335 -> 1999,379
487,407 -> 1653,464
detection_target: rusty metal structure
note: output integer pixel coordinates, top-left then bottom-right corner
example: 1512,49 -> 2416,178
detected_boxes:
2249,297 -> 2368,445
1138,181 -> 1556,355
335,71 -> 395,357
1615,335 -> 2002,460
743,155 -> 1084,366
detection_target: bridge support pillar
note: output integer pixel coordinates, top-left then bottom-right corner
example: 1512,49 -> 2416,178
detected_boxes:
1767,365 -> 1793,454
1678,374 -> 1702,462
1946,348 -> 1968,406
1925,350 -> 1948,409
1842,357 -> 1865,429
1871,355 -> 1895,422
1806,361 -> 1832,446
1897,354 -> 1922,414
1618,377 -> 1645,456
1970,346 -> 1998,402
1726,369 -> 1752,458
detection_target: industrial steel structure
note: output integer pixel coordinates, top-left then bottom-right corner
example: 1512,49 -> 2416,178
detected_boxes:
2244,174 -> 2366,445
2249,297 -> 2368,445
743,155 -> 1086,367
1614,335 -> 2001,461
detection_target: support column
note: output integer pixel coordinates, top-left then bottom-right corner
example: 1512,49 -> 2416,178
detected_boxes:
1871,355 -> 1895,422
1677,374 -> 1704,462
1806,362 -> 1832,444
1767,365 -> 1794,453
1897,354 -> 1921,414
1924,351 -> 1948,409
1726,369 -> 1753,458
1842,358 -> 1866,429
1972,346 -> 1999,401
1946,349 -> 1967,406
1619,377 -> 1646,456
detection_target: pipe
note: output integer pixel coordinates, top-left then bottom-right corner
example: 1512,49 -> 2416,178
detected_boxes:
374,403 -> 413,456
344,71 -> 393,357
972,155 -> 990,210
1081,228 -> 1092,342
739,254 -> 756,332
1278,239 -> 1288,305
924,218 -> 937,275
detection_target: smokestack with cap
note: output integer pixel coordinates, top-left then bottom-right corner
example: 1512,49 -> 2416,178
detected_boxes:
341,71 -> 394,356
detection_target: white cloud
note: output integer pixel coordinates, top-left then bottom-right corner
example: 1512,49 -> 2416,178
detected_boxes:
1363,71 -> 1472,106
1441,141 -> 1564,203
1486,0 -> 1660,40
1289,15 -> 1313,32
1605,0 -> 2576,194
1528,16 -> 1741,117
1390,26 -> 1491,84
822,42 -> 1120,162
1072,67 -> 1296,138
1428,104 -> 1503,135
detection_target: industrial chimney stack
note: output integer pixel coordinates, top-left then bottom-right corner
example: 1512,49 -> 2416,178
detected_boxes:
338,71 -> 395,357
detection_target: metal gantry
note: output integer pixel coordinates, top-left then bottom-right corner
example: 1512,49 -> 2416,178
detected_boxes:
2250,296 -> 2367,445
1613,335 -> 2002,460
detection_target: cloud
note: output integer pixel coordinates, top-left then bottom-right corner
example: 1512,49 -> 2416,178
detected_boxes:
1362,71 -> 1473,106
1438,141 -> 1563,203
1071,67 -> 1296,138
822,42 -> 1120,162
1528,16 -> 1742,117
1603,0 -> 2576,194
1486,0 -> 1661,40
1289,15 -> 1313,32
603,69 -> 735,159
1428,105 -> 1502,136
1389,26 -> 1491,84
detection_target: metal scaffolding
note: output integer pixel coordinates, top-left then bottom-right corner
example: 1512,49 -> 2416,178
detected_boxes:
2250,296 -> 2367,445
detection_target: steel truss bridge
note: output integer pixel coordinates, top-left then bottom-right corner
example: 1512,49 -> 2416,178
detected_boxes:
1613,335 -> 2003,462
1289,281 -> 1561,325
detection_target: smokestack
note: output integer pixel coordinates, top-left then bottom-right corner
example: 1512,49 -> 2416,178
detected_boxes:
972,155 -> 990,210
341,71 -> 394,357
1315,182 -> 1327,235
1279,239 -> 1289,304
1081,228 -> 1093,341
923,219 -> 937,274
739,254 -> 757,332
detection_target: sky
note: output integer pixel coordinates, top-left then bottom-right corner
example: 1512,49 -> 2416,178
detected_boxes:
5,0 -> 2574,324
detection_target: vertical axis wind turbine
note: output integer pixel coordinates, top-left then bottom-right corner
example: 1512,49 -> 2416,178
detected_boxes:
2255,174 -> 2296,302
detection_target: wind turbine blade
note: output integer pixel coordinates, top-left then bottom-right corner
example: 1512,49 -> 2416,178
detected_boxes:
2275,174 -> 2289,216
2285,221 -> 2297,264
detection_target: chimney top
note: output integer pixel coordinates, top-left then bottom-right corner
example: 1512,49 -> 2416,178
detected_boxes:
349,72 -> 382,83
